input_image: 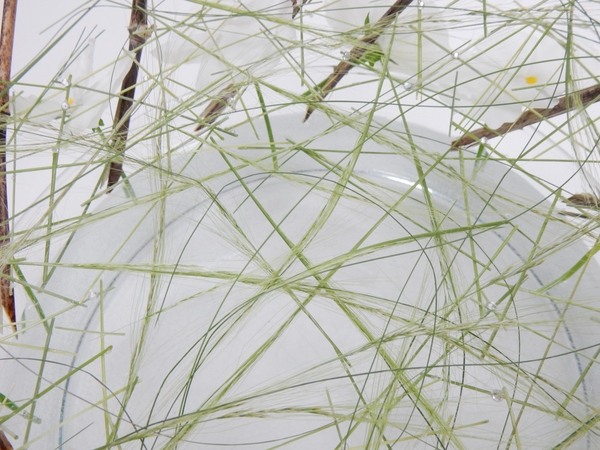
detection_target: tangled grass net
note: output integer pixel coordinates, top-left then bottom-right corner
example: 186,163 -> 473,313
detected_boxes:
1,0 -> 600,448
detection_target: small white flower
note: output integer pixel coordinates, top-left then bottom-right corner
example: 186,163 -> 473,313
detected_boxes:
442,27 -> 565,127
12,39 -> 131,134
154,1 -> 295,90
322,3 -> 566,128
323,0 -> 451,81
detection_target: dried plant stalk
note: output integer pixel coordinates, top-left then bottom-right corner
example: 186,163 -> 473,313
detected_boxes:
194,84 -> 238,132
0,0 -> 18,333
304,0 -> 414,121
291,0 -> 307,19
452,85 -> 600,148
0,431 -> 13,450
106,0 -> 148,191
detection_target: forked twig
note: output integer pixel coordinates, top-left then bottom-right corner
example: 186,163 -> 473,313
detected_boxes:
303,0 -> 414,121
0,0 -> 18,333
194,83 -> 237,132
106,0 -> 148,191
452,85 -> 600,148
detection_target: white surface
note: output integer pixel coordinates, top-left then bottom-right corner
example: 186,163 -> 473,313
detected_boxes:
3,114 -> 600,448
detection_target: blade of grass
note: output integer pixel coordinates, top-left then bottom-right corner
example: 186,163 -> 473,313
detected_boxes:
0,344 -> 113,425
254,82 -> 278,170
12,264 -> 50,334
539,237 -> 600,293
21,319 -> 54,445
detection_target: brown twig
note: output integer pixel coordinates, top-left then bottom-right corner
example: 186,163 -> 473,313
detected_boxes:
106,0 -> 148,191
303,0 -> 414,121
291,0 -> 307,19
194,83 -> 237,132
0,431 -> 13,450
452,85 -> 600,148
0,0 -> 18,334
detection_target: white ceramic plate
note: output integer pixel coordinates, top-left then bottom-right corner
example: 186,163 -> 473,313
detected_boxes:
3,114 -> 599,449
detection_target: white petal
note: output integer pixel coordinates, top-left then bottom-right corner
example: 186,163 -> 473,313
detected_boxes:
443,26 -> 566,125
323,0 -> 382,31
482,105 -> 523,128
62,38 -> 96,86
11,93 -> 64,125
152,27 -> 208,67
65,53 -> 131,133
381,26 -> 450,79
194,1 -> 296,89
